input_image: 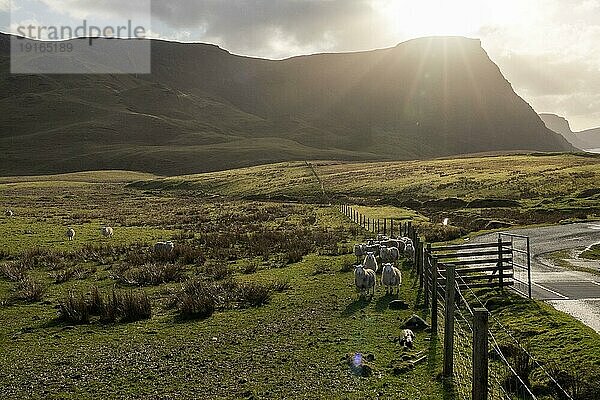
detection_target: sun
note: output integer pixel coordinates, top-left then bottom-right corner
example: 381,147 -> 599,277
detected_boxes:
372,0 -> 530,39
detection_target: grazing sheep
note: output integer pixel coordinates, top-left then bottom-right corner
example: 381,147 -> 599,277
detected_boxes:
380,246 -> 400,264
354,265 -> 376,297
377,234 -> 389,242
364,244 -> 381,257
354,244 -> 366,263
382,239 -> 401,250
400,329 -> 416,348
363,252 -> 379,273
443,218 -> 450,226
404,242 -> 415,261
101,226 -> 114,238
5,209 -> 14,217
154,241 -> 175,255
381,263 -> 402,295
66,228 -> 75,241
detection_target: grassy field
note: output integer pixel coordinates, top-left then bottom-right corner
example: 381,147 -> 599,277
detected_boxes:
133,153 -> 600,238
0,175 -> 447,399
3,157 -> 600,399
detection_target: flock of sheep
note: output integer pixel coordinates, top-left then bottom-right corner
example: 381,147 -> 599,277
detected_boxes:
353,235 -> 415,298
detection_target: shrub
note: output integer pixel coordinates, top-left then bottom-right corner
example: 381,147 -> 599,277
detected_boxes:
173,245 -> 205,265
58,287 -> 151,324
113,263 -> 185,286
58,291 -> 90,324
235,282 -> 272,308
53,265 -> 93,284
111,290 -> 152,322
172,279 -> 220,319
0,261 -> 28,282
203,261 -> 232,281
12,278 -> 45,303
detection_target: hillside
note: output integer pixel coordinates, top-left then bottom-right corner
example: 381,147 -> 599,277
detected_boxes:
577,127 -> 600,148
539,113 -> 592,149
0,34 -> 572,176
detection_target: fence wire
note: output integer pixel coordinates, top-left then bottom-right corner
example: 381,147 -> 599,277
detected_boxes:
451,272 -> 573,400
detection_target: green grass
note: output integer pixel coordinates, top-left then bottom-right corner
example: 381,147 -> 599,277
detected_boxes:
132,153 -> 600,236
476,289 -> 600,398
3,157 -> 600,398
0,181 -> 447,399
580,244 -> 600,260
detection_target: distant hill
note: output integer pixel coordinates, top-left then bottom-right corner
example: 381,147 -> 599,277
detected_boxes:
539,113 -> 591,149
577,127 -> 600,149
0,34 -> 573,176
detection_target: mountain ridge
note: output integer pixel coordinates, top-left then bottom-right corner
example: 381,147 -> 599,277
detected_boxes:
0,33 -> 573,176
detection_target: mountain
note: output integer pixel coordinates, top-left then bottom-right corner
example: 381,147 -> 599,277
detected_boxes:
0,34 -> 573,176
539,113 -> 591,149
576,127 -> 600,149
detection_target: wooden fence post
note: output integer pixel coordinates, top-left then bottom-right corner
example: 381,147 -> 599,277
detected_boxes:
497,237 -> 504,289
424,243 -> 431,290
383,219 -> 387,237
473,308 -> 489,400
424,251 -> 430,307
443,265 -> 456,379
431,257 -> 439,333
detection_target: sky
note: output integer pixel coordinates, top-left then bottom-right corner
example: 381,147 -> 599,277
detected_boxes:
2,0 -> 600,131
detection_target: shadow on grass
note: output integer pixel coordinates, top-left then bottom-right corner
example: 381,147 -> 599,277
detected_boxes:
342,297 -> 372,316
375,292 -> 396,312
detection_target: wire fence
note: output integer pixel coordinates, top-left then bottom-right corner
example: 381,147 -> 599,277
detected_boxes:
338,205 -> 573,400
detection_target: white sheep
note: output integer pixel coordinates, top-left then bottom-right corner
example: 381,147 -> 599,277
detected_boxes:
354,265 -> 376,297
400,329 -> 416,348
5,209 -> 14,217
363,252 -> 379,273
101,226 -> 114,238
381,263 -> 402,295
380,246 -> 400,264
154,241 -> 175,255
354,244 -> 366,263
66,228 -> 75,241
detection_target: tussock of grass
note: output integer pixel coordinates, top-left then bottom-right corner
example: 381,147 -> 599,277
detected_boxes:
58,287 -> 152,324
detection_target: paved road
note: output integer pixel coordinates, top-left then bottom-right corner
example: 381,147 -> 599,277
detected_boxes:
475,222 -> 600,333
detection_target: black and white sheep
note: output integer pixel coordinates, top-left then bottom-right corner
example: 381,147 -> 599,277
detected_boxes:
101,226 -> 114,238
354,265 -> 376,297
66,228 -> 75,241
399,329 -> 416,348
381,263 -> 402,295
154,241 -> 175,254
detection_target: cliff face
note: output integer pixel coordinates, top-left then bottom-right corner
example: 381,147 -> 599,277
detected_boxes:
0,34 -> 573,175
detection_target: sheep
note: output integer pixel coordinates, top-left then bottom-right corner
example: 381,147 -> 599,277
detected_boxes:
101,226 -> 114,238
381,263 -> 402,295
382,239 -> 401,250
380,246 -> 400,264
66,228 -> 75,241
399,329 -> 416,348
354,244 -> 366,263
364,244 -> 381,257
5,209 -> 14,217
363,252 -> 379,273
377,234 -> 389,242
354,265 -> 376,297
154,241 -> 175,255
